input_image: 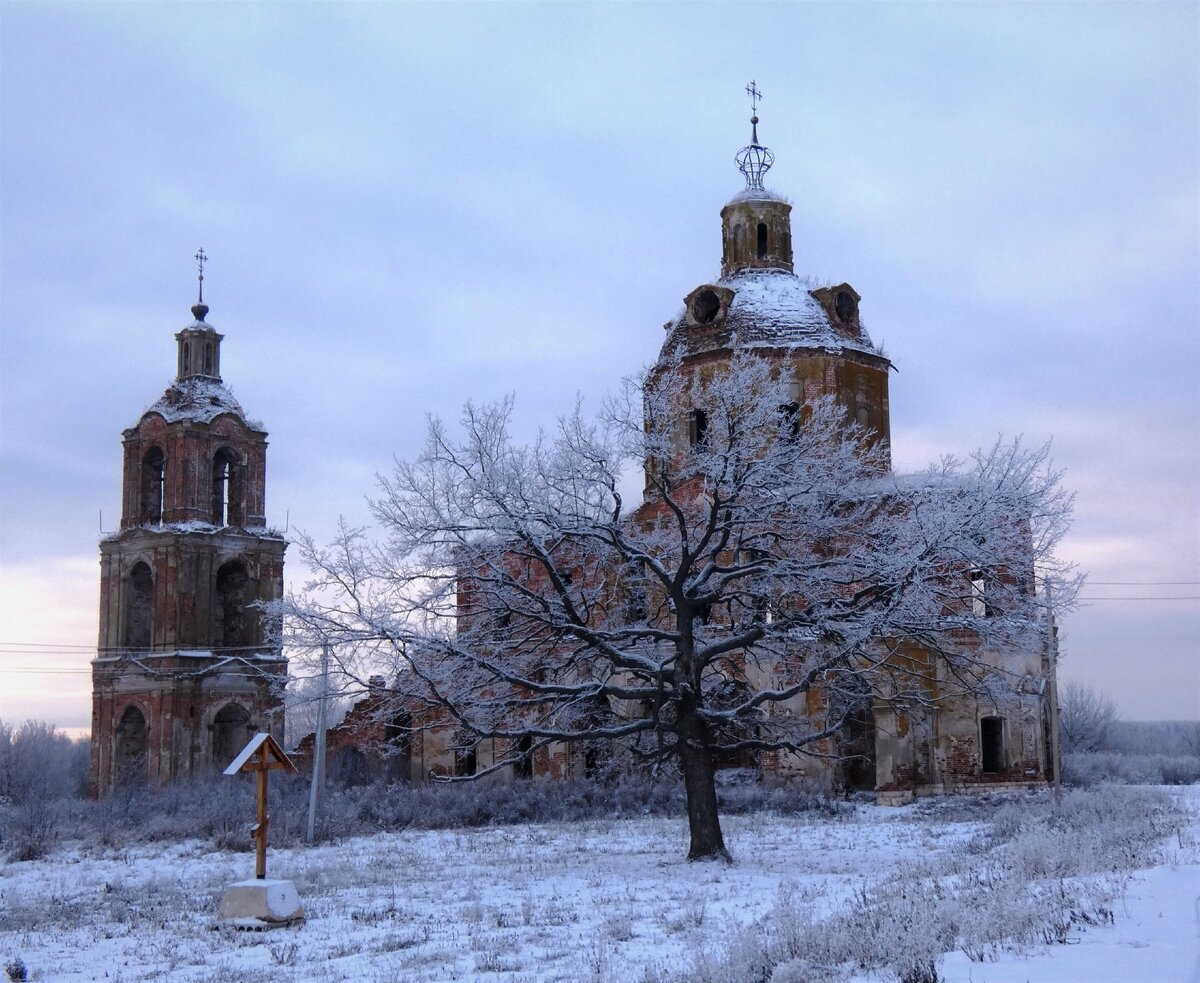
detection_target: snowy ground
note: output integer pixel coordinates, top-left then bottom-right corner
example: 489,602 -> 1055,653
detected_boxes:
1,787 -> 1197,983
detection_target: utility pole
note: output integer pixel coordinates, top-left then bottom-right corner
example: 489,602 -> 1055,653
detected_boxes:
306,643 -> 330,843
1045,587 -> 1063,808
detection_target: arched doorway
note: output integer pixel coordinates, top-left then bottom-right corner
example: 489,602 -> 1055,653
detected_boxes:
212,702 -> 251,769
114,705 -> 148,782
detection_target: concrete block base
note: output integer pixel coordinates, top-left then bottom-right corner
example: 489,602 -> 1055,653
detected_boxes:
218,878 -> 305,928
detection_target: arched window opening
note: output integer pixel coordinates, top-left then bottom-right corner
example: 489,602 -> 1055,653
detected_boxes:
687,408 -> 709,449
835,289 -> 857,324
691,289 -> 721,324
141,447 -> 165,525
114,705 -> 148,783
756,223 -> 768,259
182,342 -> 191,375
384,711 -> 413,784
204,343 -> 213,375
513,734 -> 534,780
215,561 -> 250,650
211,449 -> 240,526
124,562 -> 153,651
211,702 -> 251,769
980,716 -> 1005,774
969,569 -> 993,617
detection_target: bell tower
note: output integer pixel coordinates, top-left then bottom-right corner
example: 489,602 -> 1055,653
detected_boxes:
90,256 -> 288,796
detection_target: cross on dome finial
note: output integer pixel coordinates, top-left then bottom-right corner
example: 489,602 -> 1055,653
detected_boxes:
192,248 -> 210,321
746,80 -> 762,116
736,80 -> 774,192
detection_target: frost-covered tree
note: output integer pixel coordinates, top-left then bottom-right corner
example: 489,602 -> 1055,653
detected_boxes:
289,353 -> 1079,860
1058,682 -> 1118,753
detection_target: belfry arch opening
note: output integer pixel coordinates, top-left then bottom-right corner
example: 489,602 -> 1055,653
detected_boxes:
211,702 -> 251,769
211,449 -> 240,527
756,222 -> 768,259
114,705 -> 148,781
124,562 -> 153,651
141,447 -> 165,525
214,560 -> 250,650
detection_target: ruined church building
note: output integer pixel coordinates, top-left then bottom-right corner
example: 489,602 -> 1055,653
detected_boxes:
93,103 -> 1054,802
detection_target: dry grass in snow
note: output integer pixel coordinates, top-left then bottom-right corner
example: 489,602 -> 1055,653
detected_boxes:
0,786 -> 1196,983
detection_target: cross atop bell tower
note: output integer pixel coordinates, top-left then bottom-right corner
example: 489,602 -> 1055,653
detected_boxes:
176,247 -> 222,381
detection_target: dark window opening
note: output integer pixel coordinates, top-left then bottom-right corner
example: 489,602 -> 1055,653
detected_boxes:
981,716 -> 1005,773
491,609 -> 513,641
778,402 -> 800,440
212,702 -> 251,770
115,705 -> 148,782
385,711 -> 413,784
691,289 -> 721,324
453,733 -> 477,777
756,223 -> 768,259
124,562 -> 153,651
583,740 -> 607,779
215,561 -> 250,650
835,290 -> 857,324
204,343 -> 213,375
839,705 -> 877,790
211,449 -> 239,526
141,447 -> 165,525
688,409 -> 708,448
624,561 -> 648,623
182,342 -> 191,375
513,733 -> 534,779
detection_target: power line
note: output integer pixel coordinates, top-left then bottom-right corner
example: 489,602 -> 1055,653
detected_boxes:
1087,581 -> 1200,586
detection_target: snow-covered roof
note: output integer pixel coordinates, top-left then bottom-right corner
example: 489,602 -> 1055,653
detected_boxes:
724,187 -> 790,206
661,269 -> 887,363
101,520 -> 285,543
139,377 -> 256,427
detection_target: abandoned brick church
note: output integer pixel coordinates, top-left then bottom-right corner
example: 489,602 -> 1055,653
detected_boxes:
93,110 -> 1056,802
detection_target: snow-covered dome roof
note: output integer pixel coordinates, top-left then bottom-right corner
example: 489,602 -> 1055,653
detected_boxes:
660,269 -> 887,364
139,376 -> 252,427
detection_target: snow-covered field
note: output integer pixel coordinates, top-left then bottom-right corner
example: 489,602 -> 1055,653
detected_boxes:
1,787 -> 1197,983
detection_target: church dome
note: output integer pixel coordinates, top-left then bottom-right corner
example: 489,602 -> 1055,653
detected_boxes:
140,375 -> 250,427
661,269 -> 886,365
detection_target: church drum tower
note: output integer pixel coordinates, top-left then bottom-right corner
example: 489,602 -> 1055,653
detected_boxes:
90,278 -> 287,796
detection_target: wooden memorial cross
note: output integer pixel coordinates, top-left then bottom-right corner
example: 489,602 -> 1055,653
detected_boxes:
224,733 -> 296,879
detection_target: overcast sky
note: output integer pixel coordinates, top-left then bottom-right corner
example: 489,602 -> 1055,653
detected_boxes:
1,2 -> 1197,732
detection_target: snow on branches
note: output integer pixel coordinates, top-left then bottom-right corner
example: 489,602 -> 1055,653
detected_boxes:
288,351 -> 1080,858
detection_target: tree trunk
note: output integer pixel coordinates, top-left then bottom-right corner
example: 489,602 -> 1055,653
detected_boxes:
677,697 -> 729,861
